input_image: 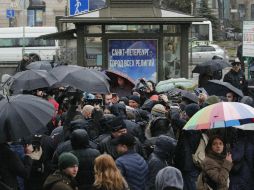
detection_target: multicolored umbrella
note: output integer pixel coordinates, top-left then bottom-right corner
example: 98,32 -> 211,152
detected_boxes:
183,102 -> 254,130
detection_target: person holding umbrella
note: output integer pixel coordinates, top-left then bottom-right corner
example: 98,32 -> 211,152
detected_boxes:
0,143 -> 40,190
197,135 -> 233,190
223,58 -> 248,95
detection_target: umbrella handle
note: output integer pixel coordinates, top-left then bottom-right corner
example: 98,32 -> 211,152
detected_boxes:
226,143 -> 231,153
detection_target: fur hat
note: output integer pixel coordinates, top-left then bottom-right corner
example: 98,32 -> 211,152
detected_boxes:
58,152 -> 79,170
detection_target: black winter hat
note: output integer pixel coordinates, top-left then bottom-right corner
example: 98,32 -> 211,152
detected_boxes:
155,135 -> 177,153
128,95 -> 140,104
184,103 -> 200,118
109,116 -> 126,132
58,152 -> 79,170
111,133 -> 136,147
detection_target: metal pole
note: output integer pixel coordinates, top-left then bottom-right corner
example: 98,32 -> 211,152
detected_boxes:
22,0 -> 26,57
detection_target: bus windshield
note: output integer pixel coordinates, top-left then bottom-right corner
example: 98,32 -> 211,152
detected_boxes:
190,21 -> 213,44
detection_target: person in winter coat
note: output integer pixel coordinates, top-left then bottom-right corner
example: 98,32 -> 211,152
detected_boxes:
112,133 -> 148,190
0,142 -> 38,190
43,152 -> 79,190
99,117 -> 144,159
174,103 -> 201,190
197,135 -> 233,190
147,135 -> 177,190
70,129 -> 100,190
155,166 -> 184,190
92,154 -> 129,190
223,58 -> 247,95
229,131 -> 254,190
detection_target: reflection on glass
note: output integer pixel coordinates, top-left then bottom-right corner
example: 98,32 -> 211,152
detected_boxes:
163,37 -> 181,79
163,25 -> 181,33
191,24 -> 209,41
85,37 -> 102,66
86,25 -> 102,33
106,25 -> 159,33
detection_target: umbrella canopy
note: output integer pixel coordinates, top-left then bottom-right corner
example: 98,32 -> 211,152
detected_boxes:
10,69 -> 58,94
26,61 -> 53,72
50,65 -> 110,93
203,80 -> 244,98
192,59 -> 230,74
105,70 -> 135,88
181,90 -> 199,104
156,78 -> 197,93
234,123 -> 254,130
0,94 -> 55,143
183,102 -> 254,130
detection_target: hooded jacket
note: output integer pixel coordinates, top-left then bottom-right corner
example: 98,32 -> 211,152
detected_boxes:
43,170 -> 77,190
147,135 -> 177,190
155,166 -> 184,190
70,129 -> 100,190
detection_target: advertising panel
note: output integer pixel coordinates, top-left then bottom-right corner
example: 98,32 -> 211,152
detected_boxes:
108,39 -> 157,82
243,21 -> 254,57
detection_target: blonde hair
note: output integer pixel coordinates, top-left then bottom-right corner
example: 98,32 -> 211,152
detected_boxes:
94,154 -> 126,190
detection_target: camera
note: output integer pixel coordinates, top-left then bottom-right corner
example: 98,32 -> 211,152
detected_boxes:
83,92 -> 103,107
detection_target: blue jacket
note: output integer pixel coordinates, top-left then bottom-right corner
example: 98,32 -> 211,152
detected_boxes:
116,151 -> 148,190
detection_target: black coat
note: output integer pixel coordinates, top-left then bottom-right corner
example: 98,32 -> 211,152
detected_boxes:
223,69 -> 247,94
99,135 -> 145,159
147,153 -> 168,190
0,143 -> 33,190
71,147 -> 100,190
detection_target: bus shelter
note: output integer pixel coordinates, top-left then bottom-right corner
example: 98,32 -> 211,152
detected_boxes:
44,0 -> 205,81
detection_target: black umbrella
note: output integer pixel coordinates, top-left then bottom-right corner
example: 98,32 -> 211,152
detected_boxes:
26,61 -> 53,72
192,59 -> 230,74
50,65 -> 110,93
10,69 -> 57,94
181,90 -> 199,103
0,94 -> 55,143
105,70 -> 135,88
203,80 -> 244,98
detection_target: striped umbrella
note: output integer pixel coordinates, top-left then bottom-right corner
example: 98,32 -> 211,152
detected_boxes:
183,102 -> 254,130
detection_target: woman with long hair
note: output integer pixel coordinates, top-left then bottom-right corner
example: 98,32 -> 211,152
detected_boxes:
93,154 -> 129,190
197,135 -> 233,190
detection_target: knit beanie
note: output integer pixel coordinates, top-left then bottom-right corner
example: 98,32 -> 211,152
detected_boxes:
205,95 -> 220,105
184,103 -> 200,118
128,95 -> 140,104
155,166 -> 184,190
58,152 -> 79,170
151,104 -> 167,117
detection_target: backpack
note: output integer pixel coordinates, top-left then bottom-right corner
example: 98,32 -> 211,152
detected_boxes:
192,133 -> 208,168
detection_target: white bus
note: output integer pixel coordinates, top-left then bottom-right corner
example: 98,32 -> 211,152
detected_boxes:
191,21 -> 213,46
0,27 -> 59,63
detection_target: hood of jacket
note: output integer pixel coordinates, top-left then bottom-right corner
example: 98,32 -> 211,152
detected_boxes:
155,166 -> 184,190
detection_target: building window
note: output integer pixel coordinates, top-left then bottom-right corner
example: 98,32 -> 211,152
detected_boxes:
27,10 -> 43,26
27,0 -> 45,26
238,4 -> 246,19
251,4 -> 254,20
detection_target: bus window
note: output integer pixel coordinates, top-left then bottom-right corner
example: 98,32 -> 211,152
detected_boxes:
191,21 -> 213,43
192,25 -> 209,41
0,38 -> 17,47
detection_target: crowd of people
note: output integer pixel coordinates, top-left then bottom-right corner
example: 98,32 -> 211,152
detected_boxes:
1,58 -> 254,190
